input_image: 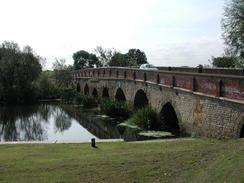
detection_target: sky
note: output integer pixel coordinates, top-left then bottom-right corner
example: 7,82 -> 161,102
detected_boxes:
0,0 -> 225,69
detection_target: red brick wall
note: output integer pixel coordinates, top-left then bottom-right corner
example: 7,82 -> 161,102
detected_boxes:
72,68 -> 244,101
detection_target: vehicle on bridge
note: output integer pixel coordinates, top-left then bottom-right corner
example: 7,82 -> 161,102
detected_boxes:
139,64 -> 158,70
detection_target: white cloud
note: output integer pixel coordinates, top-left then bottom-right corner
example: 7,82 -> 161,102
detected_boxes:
0,0 -> 225,69
148,37 -> 224,67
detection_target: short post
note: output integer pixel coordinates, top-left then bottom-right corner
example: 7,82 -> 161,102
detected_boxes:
192,77 -> 196,92
172,76 -> 176,87
91,138 -> 96,148
217,79 -> 223,97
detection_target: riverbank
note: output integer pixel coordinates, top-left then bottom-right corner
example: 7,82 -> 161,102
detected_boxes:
0,138 -> 243,183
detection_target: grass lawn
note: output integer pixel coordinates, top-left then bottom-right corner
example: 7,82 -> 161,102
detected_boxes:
0,138 -> 243,183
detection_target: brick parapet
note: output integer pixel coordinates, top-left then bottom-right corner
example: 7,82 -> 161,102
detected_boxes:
72,67 -> 244,101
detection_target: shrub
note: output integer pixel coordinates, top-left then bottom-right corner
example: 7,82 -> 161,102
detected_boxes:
100,99 -> 132,119
60,89 -> 97,107
60,89 -> 77,103
74,93 -> 84,104
125,106 -> 159,130
80,95 -> 97,108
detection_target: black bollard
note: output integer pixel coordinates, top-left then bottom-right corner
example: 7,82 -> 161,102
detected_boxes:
91,138 -> 96,148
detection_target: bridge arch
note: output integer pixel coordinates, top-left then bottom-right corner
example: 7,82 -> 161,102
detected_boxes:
76,83 -> 81,92
115,88 -> 126,101
134,89 -> 148,108
92,88 -> 98,98
102,87 -> 109,98
84,84 -> 89,95
159,102 -> 180,136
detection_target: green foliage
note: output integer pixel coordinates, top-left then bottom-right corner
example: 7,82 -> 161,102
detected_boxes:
61,90 -> 97,108
35,72 -> 60,99
109,52 -> 128,67
52,59 -> 72,88
60,89 -> 77,103
0,41 -> 42,103
211,56 -> 238,68
73,50 -> 101,69
222,0 -> 244,58
126,49 -> 148,66
78,94 -> 97,108
211,56 -> 244,68
94,46 -> 116,67
100,99 -> 132,119
108,48 -> 148,67
125,106 -> 159,130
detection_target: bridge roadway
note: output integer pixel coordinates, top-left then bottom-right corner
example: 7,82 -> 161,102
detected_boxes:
72,67 -> 244,139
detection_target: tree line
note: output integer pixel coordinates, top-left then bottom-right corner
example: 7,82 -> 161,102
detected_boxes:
0,42 -> 147,103
0,42 -> 73,103
73,47 -> 148,69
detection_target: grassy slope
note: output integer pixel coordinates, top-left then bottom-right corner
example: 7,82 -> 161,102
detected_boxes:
0,139 -> 243,183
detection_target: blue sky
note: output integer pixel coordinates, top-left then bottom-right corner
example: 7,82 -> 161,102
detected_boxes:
0,0 -> 225,69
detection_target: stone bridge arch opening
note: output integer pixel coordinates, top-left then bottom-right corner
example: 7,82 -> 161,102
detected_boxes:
84,84 -> 89,95
134,89 -> 148,108
76,83 -> 80,92
160,102 -> 180,136
92,88 -> 98,98
102,87 -> 109,98
115,88 -> 126,101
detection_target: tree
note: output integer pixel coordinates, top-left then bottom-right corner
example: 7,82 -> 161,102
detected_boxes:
52,59 -> 72,88
94,46 -> 116,67
0,41 -> 42,103
72,50 -> 100,69
222,0 -> 244,58
73,50 -> 89,69
109,53 -> 128,67
88,53 -> 100,68
108,49 -> 148,67
35,72 -> 58,99
126,49 -> 148,66
211,56 -> 238,68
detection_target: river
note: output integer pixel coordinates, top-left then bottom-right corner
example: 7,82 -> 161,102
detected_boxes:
0,103 -> 121,142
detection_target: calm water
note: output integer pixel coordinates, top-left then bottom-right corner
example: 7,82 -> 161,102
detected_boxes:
0,104 -> 121,142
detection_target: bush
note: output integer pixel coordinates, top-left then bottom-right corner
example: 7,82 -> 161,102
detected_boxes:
60,89 -> 77,103
60,89 -> 97,108
73,93 -> 84,104
80,95 -> 97,108
125,106 -> 159,130
100,99 -> 132,119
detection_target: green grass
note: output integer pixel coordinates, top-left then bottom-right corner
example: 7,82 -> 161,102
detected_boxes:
0,138 -> 244,183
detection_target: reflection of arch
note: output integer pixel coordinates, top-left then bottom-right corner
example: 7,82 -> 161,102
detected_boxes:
134,89 -> 148,108
160,102 -> 180,136
102,87 -> 109,98
115,88 -> 126,101
84,84 -> 89,95
92,88 -> 98,98
76,83 -> 81,92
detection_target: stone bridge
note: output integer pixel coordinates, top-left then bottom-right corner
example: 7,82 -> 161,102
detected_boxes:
72,67 -> 244,139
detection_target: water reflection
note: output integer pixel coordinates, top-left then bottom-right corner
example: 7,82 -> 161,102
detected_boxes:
1,105 -> 44,141
54,109 -> 72,133
61,106 -> 121,139
0,103 -> 120,142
